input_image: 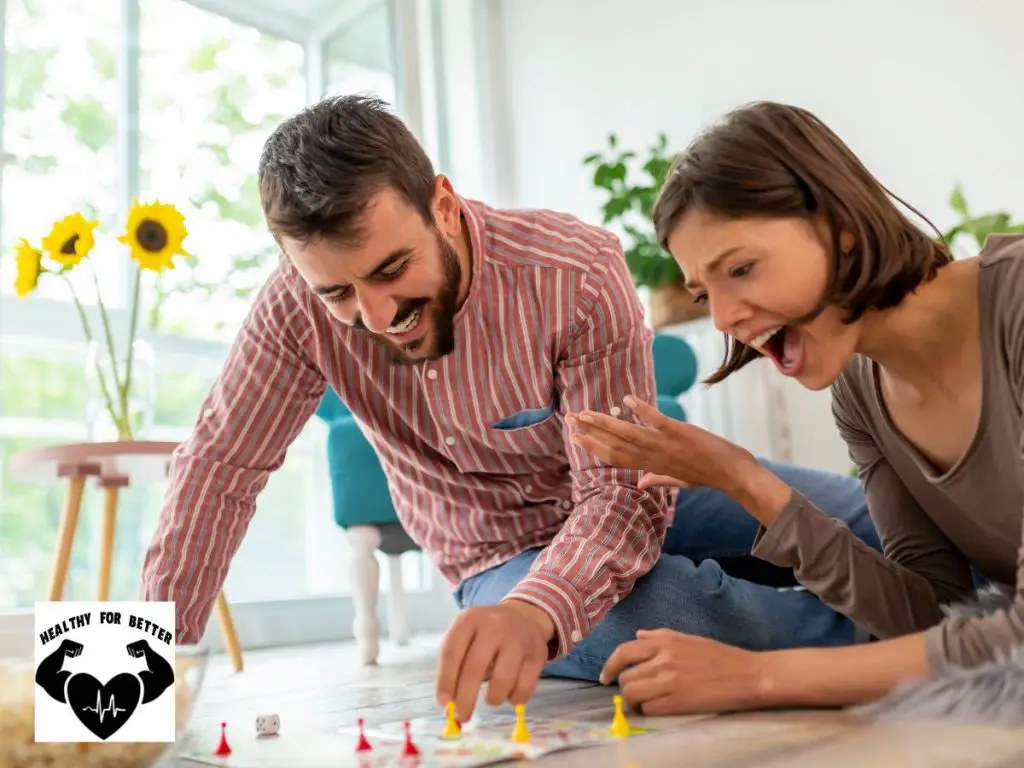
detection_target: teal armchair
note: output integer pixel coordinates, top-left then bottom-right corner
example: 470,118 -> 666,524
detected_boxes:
314,389 -> 419,665
653,332 -> 699,421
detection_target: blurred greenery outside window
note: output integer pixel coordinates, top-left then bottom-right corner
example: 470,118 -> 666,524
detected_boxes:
0,0 -> 404,607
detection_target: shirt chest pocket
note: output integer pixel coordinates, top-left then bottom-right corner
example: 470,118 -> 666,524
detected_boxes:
444,404 -> 566,474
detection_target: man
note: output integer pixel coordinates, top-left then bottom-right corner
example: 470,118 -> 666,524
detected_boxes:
140,95 -> 876,721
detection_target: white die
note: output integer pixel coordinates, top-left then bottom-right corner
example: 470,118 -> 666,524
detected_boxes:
255,714 -> 280,736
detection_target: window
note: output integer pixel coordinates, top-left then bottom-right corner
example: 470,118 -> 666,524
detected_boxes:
0,0 -> 454,640
138,0 -> 306,340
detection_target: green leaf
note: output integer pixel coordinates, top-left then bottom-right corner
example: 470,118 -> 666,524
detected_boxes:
21,155 -> 58,173
949,183 -> 968,217
582,153 -> 602,165
85,38 -> 116,80
601,197 -> 631,223
60,97 -> 116,152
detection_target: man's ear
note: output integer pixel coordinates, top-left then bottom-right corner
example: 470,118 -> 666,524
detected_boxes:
433,175 -> 462,238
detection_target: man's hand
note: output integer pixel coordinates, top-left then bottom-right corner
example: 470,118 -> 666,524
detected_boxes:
435,600 -> 554,721
600,629 -> 766,715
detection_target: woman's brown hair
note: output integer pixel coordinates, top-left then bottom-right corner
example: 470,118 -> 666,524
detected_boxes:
652,101 -> 953,384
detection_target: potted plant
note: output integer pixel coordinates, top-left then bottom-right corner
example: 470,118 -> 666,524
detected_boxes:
583,133 -> 708,327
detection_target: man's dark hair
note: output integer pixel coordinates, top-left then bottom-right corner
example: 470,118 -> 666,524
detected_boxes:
652,101 -> 953,384
258,94 -> 437,246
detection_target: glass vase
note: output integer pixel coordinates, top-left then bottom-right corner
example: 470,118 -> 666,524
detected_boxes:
84,338 -> 156,442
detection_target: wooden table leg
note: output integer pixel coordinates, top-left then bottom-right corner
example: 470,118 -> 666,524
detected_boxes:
215,591 -> 244,672
48,474 -> 86,601
97,486 -> 119,601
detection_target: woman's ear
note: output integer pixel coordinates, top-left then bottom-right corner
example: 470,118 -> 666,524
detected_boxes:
839,228 -> 856,255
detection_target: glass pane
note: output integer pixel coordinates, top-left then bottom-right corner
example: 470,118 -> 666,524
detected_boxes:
137,0 -> 305,342
1,0 -> 122,307
324,1 -> 396,104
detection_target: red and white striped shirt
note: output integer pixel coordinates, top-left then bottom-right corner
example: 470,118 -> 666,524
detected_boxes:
141,197 -> 672,659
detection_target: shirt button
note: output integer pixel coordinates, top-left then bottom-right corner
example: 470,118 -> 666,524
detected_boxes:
427,370 -> 438,380
524,484 -> 533,493
203,408 -> 214,419
609,406 -> 621,417
445,436 -> 456,446
562,499 -> 572,510
571,629 -> 582,643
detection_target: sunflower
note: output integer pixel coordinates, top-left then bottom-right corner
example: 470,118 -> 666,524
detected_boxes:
41,212 -> 99,266
119,199 -> 190,273
14,239 -> 43,297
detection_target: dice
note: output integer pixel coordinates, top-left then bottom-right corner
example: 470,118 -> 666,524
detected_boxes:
255,714 -> 280,736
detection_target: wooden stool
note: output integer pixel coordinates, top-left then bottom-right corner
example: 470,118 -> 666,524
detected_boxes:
9,441 -> 243,672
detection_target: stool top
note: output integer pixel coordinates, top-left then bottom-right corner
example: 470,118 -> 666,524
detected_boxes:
9,441 -> 180,487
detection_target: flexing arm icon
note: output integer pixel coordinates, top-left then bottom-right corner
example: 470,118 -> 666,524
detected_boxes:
35,639 -> 174,706
35,639 -> 83,703
126,640 -> 174,703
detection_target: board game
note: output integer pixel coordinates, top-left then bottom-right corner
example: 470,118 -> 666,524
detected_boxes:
339,703 -> 654,763
181,697 -> 652,767
178,729 -> 525,768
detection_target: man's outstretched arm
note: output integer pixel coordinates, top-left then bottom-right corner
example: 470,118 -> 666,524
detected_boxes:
140,267 -> 326,643
502,236 -> 671,659
35,639 -> 83,703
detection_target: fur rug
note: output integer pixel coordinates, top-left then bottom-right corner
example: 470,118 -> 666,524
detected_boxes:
850,584 -> 1024,726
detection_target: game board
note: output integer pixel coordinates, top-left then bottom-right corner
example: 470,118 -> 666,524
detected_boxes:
342,707 -> 654,762
178,729 -> 522,768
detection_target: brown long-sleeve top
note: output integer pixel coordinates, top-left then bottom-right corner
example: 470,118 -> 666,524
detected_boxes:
753,234 -> 1024,673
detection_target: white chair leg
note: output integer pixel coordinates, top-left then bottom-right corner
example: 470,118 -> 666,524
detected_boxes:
386,555 -> 411,647
347,525 -> 382,665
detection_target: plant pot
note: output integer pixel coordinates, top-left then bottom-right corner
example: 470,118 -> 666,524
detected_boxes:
649,280 -> 709,328
84,339 -> 156,442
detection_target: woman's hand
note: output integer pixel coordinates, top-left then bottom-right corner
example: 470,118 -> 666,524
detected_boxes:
599,629 -> 766,715
566,396 -> 757,497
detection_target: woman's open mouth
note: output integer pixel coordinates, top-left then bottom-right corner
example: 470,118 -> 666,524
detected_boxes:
749,325 -> 806,377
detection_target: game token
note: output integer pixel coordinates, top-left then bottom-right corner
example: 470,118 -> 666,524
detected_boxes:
214,721 -> 232,756
355,717 -> 372,752
610,695 -> 631,738
441,701 -> 461,739
510,704 -> 530,743
401,719 -> 420,757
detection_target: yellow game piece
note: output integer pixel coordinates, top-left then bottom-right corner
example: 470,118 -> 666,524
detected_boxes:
441,701 -> 461,739
610,694 -> 631,738
510,703 -> 530,743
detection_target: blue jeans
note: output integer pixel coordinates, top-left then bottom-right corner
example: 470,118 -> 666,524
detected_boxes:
454,458 -> 878,682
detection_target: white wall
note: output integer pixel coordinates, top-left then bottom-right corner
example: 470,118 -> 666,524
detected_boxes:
478,0 -> 1024,472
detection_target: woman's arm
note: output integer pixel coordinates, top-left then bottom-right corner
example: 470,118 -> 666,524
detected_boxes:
736,457 -> 974,640
756,632 -> 929,709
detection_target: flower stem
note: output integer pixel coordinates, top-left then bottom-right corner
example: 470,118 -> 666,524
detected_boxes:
91,261 -> 125,423
62,275 -> 120,433
122,266 -> 142,425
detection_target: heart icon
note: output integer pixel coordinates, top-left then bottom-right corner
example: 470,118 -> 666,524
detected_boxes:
66,673 -> 141,740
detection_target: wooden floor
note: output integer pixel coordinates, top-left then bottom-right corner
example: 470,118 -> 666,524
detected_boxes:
172,635 -> 1024,767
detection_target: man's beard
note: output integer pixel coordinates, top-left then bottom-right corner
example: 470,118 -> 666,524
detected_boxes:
357,230 -> 462,366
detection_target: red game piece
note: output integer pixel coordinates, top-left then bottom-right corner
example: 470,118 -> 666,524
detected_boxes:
355,717 -> 372,753
401,720 -> 420,758
214,721 -> 232,756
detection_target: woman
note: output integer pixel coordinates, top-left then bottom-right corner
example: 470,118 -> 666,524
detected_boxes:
567,100 -> 1023,716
